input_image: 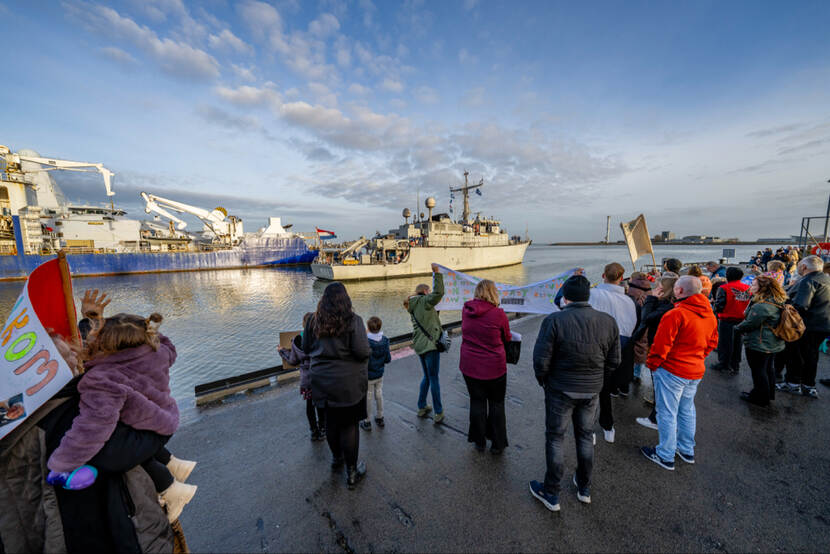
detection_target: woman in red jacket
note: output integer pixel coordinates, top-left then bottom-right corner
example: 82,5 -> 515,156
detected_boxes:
460,280 -> 512,454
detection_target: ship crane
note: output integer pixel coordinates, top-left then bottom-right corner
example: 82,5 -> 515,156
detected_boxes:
0,145 -> 115,198
140,192 -> 243,245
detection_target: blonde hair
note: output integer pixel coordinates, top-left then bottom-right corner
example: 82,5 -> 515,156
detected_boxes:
767,260 -> 785,272
687,265 -> 703,277
87,313 -> 163,359
753,275 -> 787,303
657,276 -> 678,301
474,279 -> 500,306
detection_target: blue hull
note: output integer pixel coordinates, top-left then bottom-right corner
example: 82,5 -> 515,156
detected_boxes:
0,236 -> 317,280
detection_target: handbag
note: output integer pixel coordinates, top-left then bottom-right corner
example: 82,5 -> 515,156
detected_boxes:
412,313 -> 451,353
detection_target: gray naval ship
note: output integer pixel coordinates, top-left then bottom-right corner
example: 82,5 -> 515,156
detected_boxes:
311,172 -> 530,281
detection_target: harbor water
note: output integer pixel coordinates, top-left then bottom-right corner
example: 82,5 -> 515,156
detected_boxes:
0,244 -> 780,415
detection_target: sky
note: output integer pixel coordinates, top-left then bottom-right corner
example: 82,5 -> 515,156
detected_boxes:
1,0 -> 829,241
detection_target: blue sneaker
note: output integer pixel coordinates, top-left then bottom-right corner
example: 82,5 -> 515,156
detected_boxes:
676,451 -> 695,464
572,474 -> 591,504
529,480 -> 560,512
640,446 -> 675,471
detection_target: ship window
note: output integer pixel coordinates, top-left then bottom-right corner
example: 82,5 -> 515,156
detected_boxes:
0,187 -> 8,201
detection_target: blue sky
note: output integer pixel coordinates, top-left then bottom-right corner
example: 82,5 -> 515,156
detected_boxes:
2,0 -> 829,241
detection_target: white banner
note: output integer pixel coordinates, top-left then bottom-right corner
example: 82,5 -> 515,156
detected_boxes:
0,280 -> 75,440
434,265 -> 577,314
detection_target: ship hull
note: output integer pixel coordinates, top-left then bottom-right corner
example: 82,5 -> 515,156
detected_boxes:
311,241 -> 530,281
0,236 -> 317,281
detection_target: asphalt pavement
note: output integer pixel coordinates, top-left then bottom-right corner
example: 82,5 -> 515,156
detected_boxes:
171,314 -> 830,553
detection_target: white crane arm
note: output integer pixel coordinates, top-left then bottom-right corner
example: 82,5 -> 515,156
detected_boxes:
141,192 -> 227,224
12,153 -> 115,196
141,193 -> 188,230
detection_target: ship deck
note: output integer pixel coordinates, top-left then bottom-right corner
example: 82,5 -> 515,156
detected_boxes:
171,314 -> 830,552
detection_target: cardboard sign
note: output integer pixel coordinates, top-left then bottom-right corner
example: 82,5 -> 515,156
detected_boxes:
0,260 -> 77,440
278,330 -> 301,369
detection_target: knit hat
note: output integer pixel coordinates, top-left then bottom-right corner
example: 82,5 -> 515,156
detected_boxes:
561,275 -> 590,302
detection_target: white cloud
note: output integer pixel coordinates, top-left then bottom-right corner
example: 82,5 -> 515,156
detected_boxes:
390,99 -> 407,110
348,83 -> 371,95
414,86 -> 439,104
334,36 -> 351,67
238,0 -> 283,39
308,13 -> 340,38
67,3 -> 219,80
208,29 -> 253,55
359,0 -> 376,27
381,78 -> 404,93
309,82 -> 338,107
214,83 -> 281,109
231,64 -> 256,82
99,46 -> 138,67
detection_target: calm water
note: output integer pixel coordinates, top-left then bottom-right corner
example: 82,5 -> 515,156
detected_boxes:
0,244 -> 773,413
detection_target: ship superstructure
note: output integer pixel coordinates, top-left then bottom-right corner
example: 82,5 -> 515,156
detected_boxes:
0,145 -> 316,279
311,172 -> 530,280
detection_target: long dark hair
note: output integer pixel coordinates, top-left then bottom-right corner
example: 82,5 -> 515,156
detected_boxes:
313,282 -> 354,337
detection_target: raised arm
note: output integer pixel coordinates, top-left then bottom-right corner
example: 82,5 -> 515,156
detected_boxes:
425,270 -> 445,307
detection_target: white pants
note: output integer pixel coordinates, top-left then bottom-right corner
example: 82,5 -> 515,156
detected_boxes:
367,377 -> 383,419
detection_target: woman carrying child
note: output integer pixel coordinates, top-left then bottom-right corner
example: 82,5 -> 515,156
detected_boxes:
47,312 -> 197,523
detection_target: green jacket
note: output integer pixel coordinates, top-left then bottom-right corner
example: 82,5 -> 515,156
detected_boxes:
735,300 -> 785,354
407,273 -> 445,355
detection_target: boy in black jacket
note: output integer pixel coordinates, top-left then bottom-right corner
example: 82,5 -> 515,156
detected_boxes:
361,317 -> 392,430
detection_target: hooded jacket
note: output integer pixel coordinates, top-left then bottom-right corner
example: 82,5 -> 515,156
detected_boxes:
280,334 -> 311,388
406,272 -> 445,355
460,298 -> 511,380
48,335 -> 179,473
647,294 -> 719,380
367,334 -> 392,380
533,302 -> 620,394
303,314 -> 370,408
735,300 -> 786,353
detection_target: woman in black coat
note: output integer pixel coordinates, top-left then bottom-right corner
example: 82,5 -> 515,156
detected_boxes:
302,282 -> 371,489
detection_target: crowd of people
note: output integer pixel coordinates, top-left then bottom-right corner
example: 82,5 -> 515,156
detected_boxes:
1,249 -> 828,551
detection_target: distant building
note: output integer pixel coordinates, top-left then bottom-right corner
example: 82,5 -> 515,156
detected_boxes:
653,231 -> 676,242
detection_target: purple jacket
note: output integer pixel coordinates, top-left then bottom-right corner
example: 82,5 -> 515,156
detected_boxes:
48,335 -> 179,472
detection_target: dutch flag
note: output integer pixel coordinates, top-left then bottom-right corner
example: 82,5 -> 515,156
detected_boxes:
315,227 -> 337,240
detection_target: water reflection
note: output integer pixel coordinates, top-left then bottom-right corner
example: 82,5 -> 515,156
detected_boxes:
0,243 -> 771,413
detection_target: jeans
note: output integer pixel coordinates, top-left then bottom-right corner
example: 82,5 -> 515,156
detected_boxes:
653,367 -> 700,461
542,386 -> 598,494
418,350 -> 442,414
463,374 -> 508,450
717,320 -> 742,370
366,377 -> 384,419
745,348 -> 775,405
633,363 -> 646,379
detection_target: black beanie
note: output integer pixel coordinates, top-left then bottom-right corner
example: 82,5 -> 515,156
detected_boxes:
561,275 -> 590,302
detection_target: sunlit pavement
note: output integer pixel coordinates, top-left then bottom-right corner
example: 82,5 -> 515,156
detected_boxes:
171,315 -> 830,553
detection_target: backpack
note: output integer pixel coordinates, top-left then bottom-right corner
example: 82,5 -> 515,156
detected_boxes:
772,304 -> 805,342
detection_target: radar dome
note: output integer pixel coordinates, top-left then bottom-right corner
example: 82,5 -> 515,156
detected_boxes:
402,208 -> 411,218
425,197 -> 436,209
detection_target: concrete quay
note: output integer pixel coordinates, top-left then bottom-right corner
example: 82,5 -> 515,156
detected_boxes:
171,314 -> 830,553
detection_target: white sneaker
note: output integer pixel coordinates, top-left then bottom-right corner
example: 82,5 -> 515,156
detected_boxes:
159,480 -> 197,523
603,427 -> 615,443
592,432 -> 596,446
167,456 -> 197,483
636,417 -> 659,430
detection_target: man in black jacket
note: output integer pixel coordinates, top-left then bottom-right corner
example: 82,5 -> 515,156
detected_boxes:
529,275 -> 620,512
779,255 -> 830,398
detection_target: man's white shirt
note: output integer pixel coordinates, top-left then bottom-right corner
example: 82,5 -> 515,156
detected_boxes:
588,283 -> 637,337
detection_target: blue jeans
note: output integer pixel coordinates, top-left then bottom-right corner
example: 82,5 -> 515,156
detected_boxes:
633,363 -> 646,378
653,367 -> 700,461
543,387 -> 598,494
418,350 -> 442,414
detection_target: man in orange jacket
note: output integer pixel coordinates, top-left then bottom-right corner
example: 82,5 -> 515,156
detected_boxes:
640,276 -> 718,470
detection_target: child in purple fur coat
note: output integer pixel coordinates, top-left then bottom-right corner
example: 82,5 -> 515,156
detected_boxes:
47,312 -> 197,522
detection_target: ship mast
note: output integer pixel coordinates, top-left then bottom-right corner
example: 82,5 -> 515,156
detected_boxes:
449,170 -> 483,224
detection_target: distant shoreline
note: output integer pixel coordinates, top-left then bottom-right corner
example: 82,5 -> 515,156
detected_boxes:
547,241 -> 789,247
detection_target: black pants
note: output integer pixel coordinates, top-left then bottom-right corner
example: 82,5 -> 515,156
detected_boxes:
306,398 -> 326,432
463,374 -> 508,450
598,336 -> 627,430
745,348 -> 775,405
141,445 -> 174,492
786,331 -> 827,387
543,387 -> 598,494
615,336 -> 636,392
325,399 -> 366,467
717,320 -> 742,370
774,341 -> 798,380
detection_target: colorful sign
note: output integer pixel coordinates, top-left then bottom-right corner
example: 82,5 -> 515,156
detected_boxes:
434,265 -> 577,314
811,243 -> 830,258
0,260 -> 77,440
